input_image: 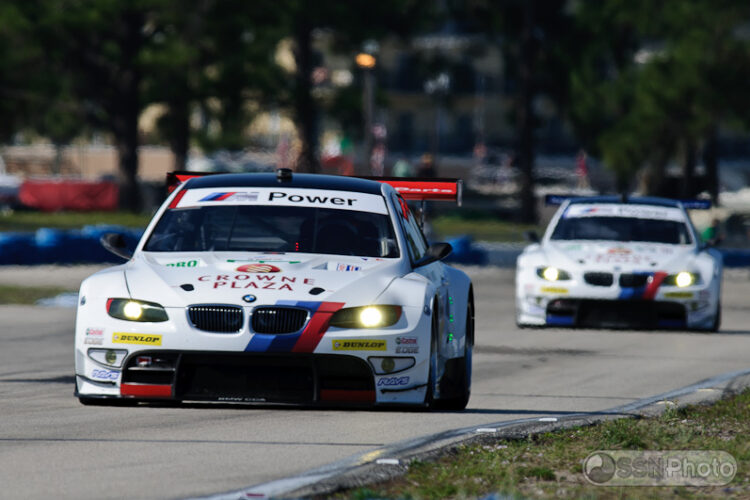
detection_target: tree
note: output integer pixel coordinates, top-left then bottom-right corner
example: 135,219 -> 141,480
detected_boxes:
273,0 -> 428,173
458,0 -> 572,223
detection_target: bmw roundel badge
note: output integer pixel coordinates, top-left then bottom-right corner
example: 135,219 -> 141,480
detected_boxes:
242,294 -> 257,303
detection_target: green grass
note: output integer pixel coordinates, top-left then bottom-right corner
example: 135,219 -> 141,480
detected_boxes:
431,213 -> 540,242
0,210 -> 151,232
333,389 -> 750,499
0,284 -> 72,304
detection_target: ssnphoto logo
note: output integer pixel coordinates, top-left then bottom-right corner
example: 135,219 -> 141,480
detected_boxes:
583,450 -> 737,486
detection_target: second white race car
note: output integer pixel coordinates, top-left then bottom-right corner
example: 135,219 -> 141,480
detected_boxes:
516,196 -> 722,330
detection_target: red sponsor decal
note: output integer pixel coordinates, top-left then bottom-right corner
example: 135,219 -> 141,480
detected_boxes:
236,264 -> 281,273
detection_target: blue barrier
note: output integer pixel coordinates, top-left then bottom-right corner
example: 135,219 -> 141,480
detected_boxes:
443,235 -> 489,266
0,225 -> 143,265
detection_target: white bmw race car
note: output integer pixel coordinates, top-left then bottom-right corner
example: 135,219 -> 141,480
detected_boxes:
516,196 -> 722,330
75,170 -> 474,409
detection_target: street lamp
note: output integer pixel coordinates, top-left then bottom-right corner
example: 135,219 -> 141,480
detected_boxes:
424,72 -> 451,165
356,41 -> 378,175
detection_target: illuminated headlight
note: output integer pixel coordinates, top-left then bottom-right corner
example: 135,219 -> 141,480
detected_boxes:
536,267 -> 571,281
665,272 -> 699,288
368,356 -> 415,375
329,305 -> 402,329
88,348 -> 128,368
106,298 -> 168,322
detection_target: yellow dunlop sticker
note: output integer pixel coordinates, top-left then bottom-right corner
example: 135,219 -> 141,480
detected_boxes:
332,339 -> 386,351
540,286 -> 569,294
664,291 -> 694,299
112,333 -> 162,346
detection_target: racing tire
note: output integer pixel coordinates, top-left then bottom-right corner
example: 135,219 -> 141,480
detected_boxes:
424,299 -> 439,409
435,296 -> 474,411
709,303 -> 722,332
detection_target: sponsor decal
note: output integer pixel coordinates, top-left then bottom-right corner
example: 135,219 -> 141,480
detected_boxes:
664,291 -> 694,299
200,192 -> 259,202
395,336 -> 417,345
84,328 -> 104,345
235,264 -> 281,273
91,368 -> 119,381
336,264 -> 361,272
540,286 -> 568,294
332,339 -> 387,351
228,259 -> 301,264
199,273 -> 315,291
396,346 -> 419,354
177,187 -> 388,214
112,333 -> 162,346
165,259 -> 200,267
377,376 -> 410,387
608,247 -> 631,254
269,191 -> 357,207
566,204 -> 686,222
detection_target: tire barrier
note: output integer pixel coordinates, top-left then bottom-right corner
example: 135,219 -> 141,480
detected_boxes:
0,225 -> 143,265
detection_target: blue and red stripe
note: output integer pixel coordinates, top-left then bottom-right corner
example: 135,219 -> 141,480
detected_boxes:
244,300 -> 344,353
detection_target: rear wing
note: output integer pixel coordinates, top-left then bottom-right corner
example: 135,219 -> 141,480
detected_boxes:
167,171 -> 463,205
361,177 -> 462,205
166,171 -> 215,194
544,193 -> 711,209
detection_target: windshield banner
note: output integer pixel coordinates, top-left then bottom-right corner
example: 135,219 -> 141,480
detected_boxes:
174,187 -> 388,214
564,204 -> 686,222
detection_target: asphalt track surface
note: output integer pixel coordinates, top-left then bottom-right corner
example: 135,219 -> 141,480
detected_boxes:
2,265 -> 750,499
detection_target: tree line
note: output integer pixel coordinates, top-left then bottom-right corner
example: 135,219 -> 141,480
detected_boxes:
1,0 -> 749,219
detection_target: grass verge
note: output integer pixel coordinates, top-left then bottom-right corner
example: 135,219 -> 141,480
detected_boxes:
333,389 -> 750,499
0,210 -> 150,232
432,213 -> 540,242
0,284 -> 72,304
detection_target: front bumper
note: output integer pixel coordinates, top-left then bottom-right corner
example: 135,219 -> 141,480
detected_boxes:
516,278 -> 716,329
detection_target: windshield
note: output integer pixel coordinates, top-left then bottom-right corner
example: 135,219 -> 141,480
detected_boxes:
550,216 -> 693,244
144,205 -> 399,257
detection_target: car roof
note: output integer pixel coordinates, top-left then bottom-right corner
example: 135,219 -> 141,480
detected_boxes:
182,172 -> 385,195
566,195 -> 683,208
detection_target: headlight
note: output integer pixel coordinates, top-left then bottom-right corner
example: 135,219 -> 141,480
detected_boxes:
106,298 -> 169,322
329,305 -> 402,329
536,267 -> 571,281
664,272 -> 699,288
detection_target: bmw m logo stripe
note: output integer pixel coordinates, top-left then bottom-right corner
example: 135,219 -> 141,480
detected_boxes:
244,300 -> 344,353
199,192 -> 237,201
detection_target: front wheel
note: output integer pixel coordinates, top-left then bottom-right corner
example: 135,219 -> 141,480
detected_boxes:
435,298 -> 473,411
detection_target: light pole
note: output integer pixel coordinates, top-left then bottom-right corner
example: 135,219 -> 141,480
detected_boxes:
424,72 -> 450,165
356,48 -> 377,176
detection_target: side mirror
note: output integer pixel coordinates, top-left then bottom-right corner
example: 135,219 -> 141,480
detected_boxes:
414,242 -> 453,268
100,233 -> 133,260
524,230 -> 540,243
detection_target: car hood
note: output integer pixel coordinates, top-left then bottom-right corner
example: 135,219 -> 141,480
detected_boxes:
543,241 -> 697,272
124,252 -> 401,308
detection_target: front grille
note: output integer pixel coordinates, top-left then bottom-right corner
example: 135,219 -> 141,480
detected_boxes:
188,305 -> 243,333
251,307 -> 308,334
584,272 -> 613,286
619,273 -> 650,287
547,299 -> 686,329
